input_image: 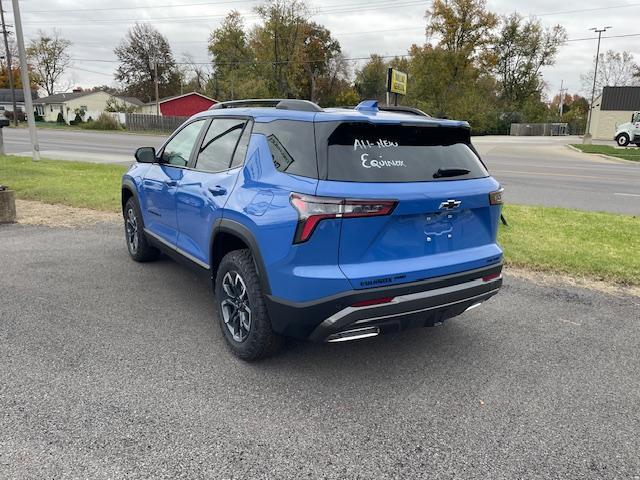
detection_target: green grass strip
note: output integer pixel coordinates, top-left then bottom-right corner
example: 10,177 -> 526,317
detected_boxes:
570,144 -> 640,162
2,155 -> 639,285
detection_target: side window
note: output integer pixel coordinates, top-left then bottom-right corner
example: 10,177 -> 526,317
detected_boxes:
195,118 -> 246,172
253,120 -> 318,178
162,120 -> 205,167
230,120 -> 253,168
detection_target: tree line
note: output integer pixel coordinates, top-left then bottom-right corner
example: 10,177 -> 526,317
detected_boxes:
2,0 -> 640,133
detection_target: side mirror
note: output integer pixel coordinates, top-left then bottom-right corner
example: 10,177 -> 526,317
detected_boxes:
135,147 -> 156,163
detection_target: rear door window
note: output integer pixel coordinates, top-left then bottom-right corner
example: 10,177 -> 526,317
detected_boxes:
325,122 -> 488,182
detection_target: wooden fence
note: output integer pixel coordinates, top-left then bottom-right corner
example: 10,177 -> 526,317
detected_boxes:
124,113 -> 188,133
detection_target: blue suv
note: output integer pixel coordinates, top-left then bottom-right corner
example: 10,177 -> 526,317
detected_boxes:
122,99 -> 504,360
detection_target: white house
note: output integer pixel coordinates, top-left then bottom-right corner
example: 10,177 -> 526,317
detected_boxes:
33,89 -> 143,124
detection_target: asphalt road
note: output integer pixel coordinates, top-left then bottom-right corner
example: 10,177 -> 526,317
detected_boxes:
1,222 -> 639,479
3,128 -> 640,214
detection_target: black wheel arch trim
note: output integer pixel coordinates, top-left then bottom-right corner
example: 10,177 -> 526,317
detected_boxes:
121,179 -> 140,214
210,218 -> 272,295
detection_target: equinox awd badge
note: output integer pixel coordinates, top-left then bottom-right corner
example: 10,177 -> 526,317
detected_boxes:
439,199 -> 462,210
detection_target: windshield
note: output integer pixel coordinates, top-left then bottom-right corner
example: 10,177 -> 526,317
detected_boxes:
325,122 -> 488,183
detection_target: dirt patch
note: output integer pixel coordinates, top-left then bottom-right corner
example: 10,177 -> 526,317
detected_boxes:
11,199 -> 639,298
505,266 -> 640,299
16,199 -> 120,228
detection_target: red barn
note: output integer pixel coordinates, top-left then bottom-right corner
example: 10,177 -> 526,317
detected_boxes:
143,92 -> 217,117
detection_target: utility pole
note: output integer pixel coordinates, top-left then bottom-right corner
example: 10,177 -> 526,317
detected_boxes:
11,0 -> 39,160
153,60 -> 160,116
583,26 -> 611,144
0,0 -> 17,126
558,80 -> 568,117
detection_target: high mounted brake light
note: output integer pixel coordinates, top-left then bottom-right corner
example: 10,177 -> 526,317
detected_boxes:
289,193 -> 397,244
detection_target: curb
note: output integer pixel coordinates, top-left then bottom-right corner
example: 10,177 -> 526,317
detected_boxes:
565,144 -> 639,164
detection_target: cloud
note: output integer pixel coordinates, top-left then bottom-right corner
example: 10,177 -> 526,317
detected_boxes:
8,0 -> 639,99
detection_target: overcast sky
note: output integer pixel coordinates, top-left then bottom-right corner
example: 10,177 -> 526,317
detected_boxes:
5,0 -> 640,100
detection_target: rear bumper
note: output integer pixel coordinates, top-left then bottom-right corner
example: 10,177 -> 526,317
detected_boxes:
265,263 -> 503,340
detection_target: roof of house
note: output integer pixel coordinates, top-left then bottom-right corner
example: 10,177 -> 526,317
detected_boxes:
33,90 -> 143,106
0,88 -> 38,103
601,86 -> 640,111
143,91 -> 217,106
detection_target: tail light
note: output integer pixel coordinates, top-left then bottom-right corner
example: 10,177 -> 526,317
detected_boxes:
290,193 -> 397,243
489,188 -> 504,205
351,296 -> 394,308
482,272 -> 501,282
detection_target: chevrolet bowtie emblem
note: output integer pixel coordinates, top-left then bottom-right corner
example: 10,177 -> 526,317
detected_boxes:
439,199 -> 462,210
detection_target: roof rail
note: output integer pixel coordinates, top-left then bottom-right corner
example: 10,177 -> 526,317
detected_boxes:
378,105 -> 430,117
210,98 -> 323,113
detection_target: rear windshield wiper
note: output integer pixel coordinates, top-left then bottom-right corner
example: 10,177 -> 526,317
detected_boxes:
433,168 -> 470,178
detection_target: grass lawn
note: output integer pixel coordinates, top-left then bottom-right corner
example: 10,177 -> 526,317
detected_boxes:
0,155 -> 126,212
1,155 -> 638,285
570,144 -> 640,162
499,204 -> 639,286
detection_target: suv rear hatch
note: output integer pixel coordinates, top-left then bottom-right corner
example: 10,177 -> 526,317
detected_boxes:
315,121 -> 503,290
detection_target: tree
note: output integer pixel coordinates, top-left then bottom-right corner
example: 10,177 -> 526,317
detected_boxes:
105,96 -> 139,113
114,23 -> 181,103
180,53 -> 210,94
208,11 -> 258,100
406,44 -> 500,132
580,50 -> 640,95
425,0 -> 497,61
416,0 -> 502,131
295,22 -> 342,103
354,54 -> 388,101
492,14 -> 566,111
251,0 -> 310,97
26,29 -> 72,95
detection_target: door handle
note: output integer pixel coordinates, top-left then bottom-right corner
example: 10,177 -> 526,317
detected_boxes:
208,185 -> 227,196
164,180 -> 178,187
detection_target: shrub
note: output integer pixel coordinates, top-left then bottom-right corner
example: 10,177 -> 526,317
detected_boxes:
80,112 -> 121,130
4,110 -> 26,122
34,114 -> 44,122
56,112 -> 65,123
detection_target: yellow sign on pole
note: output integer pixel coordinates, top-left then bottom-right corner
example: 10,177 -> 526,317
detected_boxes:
387,68 -> 407,95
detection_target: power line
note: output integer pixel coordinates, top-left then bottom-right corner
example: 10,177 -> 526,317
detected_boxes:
16,0 -> 260,14
533,3 -> 640,17
11,0 -> 640,24
17,0 -> 429,25
65,30 -> 640,67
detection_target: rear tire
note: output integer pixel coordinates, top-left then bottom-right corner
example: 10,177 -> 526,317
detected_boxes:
215,249 -> 282,361
124,197 -> 160,262
616,133 -> 630,147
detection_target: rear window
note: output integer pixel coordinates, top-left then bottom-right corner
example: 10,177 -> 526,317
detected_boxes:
326,122 -> 488,182
253,120 -> 318,178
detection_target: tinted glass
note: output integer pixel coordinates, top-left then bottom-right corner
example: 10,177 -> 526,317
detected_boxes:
230,120 -> 253,168
253,120 -> 317,178
196,118 -> 246,172
162,120 -> 205,167
326,122 -> 488,182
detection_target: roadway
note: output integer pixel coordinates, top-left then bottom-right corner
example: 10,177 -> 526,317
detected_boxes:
3,128 -> 639,215
2,222 -> 639,478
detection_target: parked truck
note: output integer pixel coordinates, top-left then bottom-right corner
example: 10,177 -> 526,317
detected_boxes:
614,112 -> 640,147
